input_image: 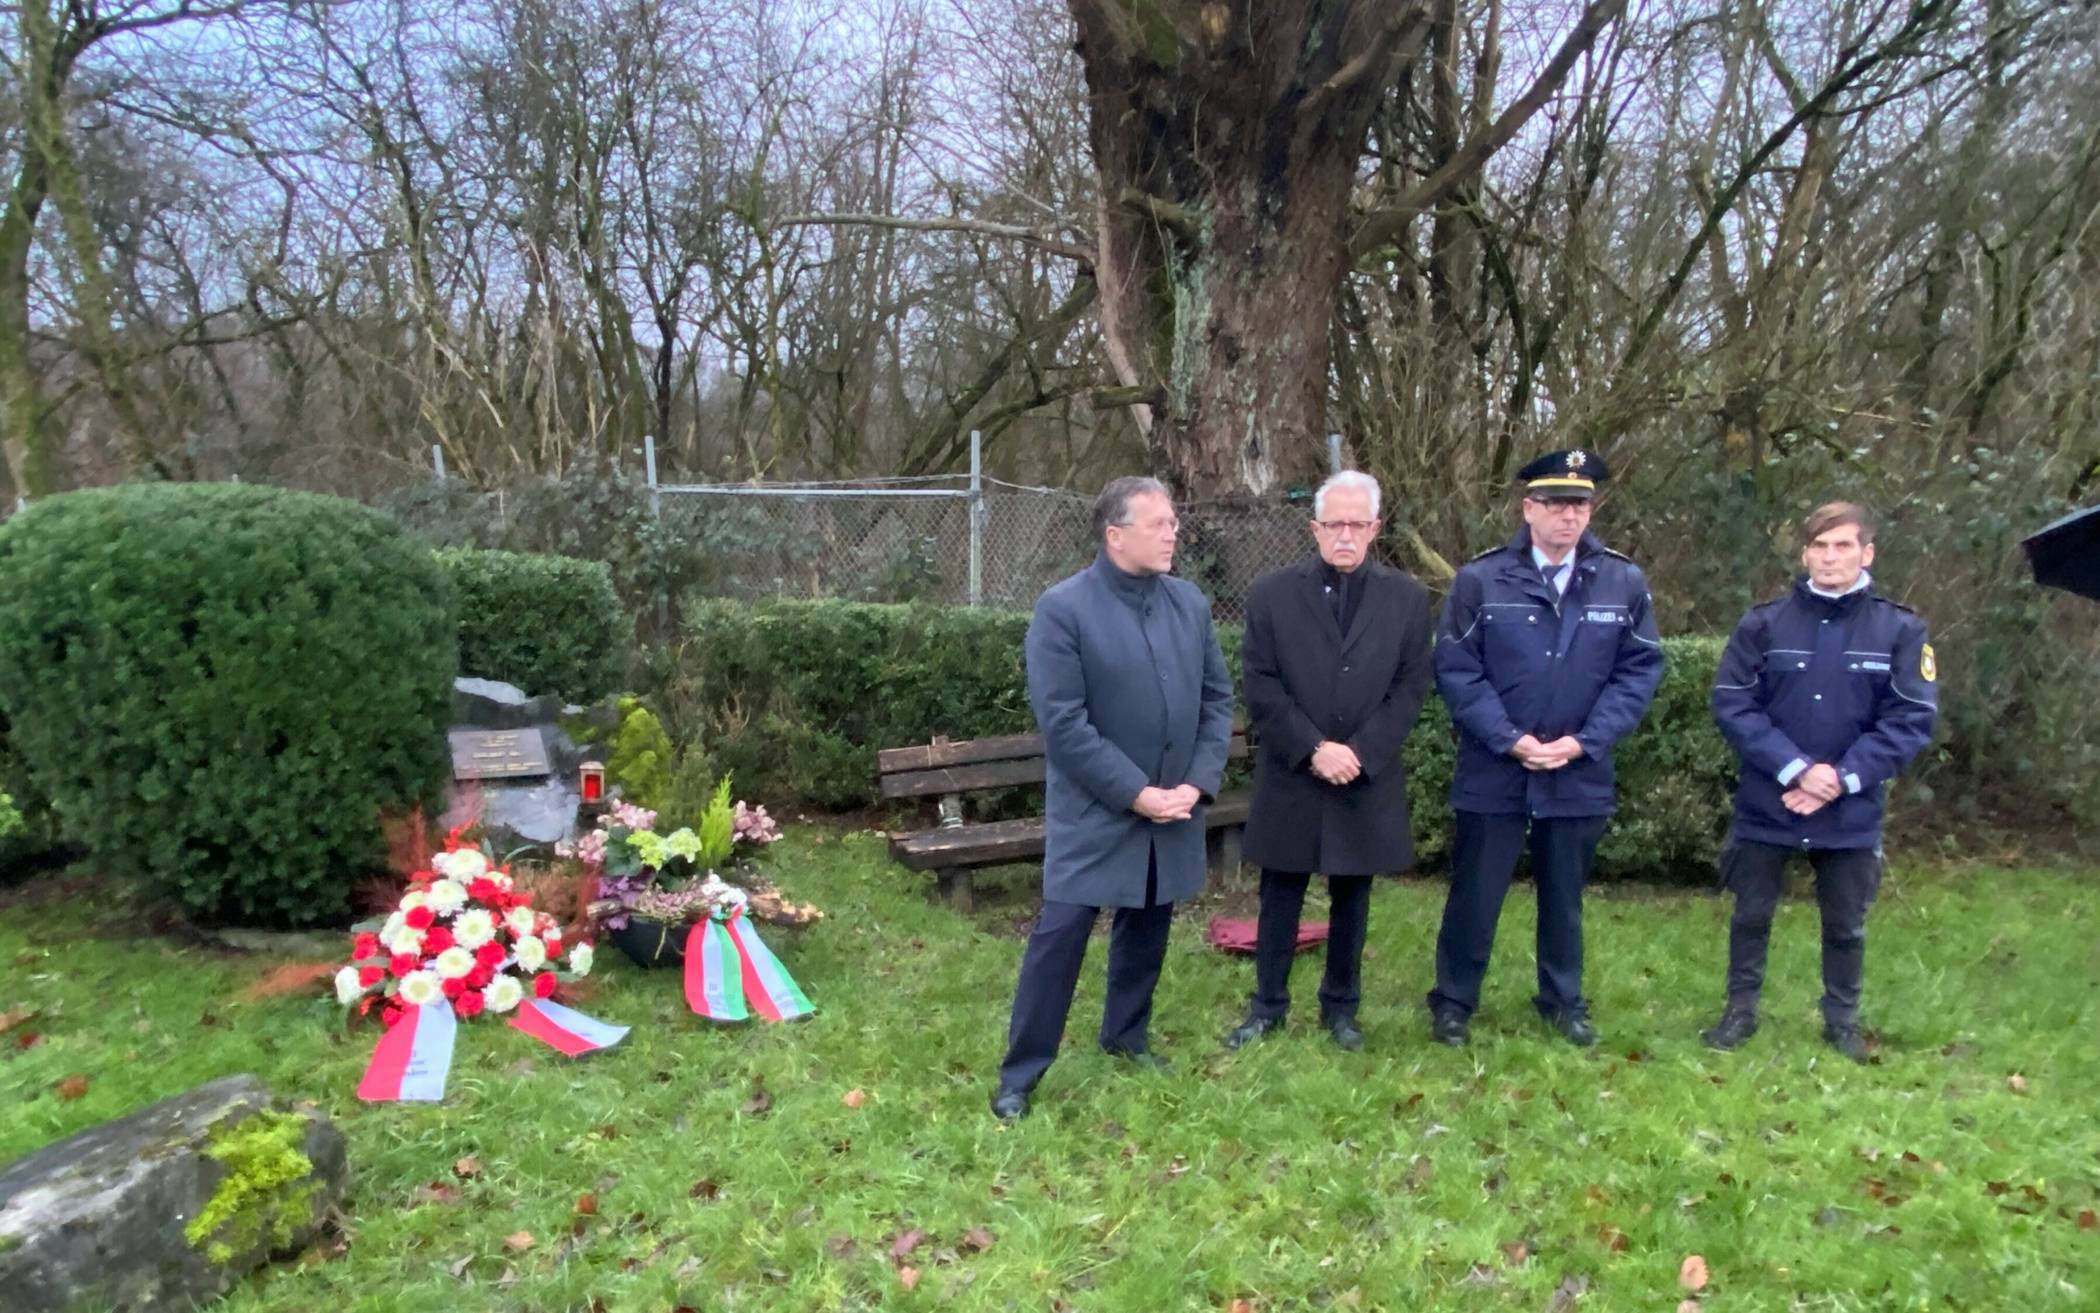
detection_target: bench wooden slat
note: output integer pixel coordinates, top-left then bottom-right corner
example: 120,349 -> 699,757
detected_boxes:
875,733 -> 1045,774
881,735 -> 1251,800
887,789 -> 1253,873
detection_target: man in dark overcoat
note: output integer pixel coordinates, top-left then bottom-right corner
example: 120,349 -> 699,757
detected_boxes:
1704,502 -> 1936,1063
1223,471 -> 1433,1052
990,476 -> 1235,1121
1427,450 -> 1664,1048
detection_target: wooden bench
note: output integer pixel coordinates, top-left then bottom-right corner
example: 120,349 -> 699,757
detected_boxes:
877,729 -> 1251,910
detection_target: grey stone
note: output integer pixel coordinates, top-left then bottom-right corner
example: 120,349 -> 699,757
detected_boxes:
444,772 -> 583,851
451,676 -> 564,730
0,1074 -> 346,1313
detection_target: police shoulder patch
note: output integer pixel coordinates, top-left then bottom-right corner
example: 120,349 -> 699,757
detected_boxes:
1920,643 -> 1937,682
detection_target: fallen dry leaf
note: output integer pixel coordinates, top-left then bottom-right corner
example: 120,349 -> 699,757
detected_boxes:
2079,1209 -> 2097,1231
2007,1073 -> 2031,1095
503,1231 -> 535,1253
1501,1241 -> 1529,1265
1679,1254 -> 1709,1291
842,1088 -> 866,1109
1228,1300 -> 1255,1313
447,1255 -> 473,1278
960,1226 -> 996,1253
15,1030 -> 44,1051
741,1078 -> 773,1116
0,1007 -> 36,1033
689,1179 -> 720,1200
1547,1275 -> 1591,1313
897,1265 -> 921,1291
1677,1302 -> 1700,1313
574,1192 -> 598,1216
1598,1225 -> 1628,1253
53,1075 -> 89,1101
453,1155 -> 482,1179
238,962 -> 338,1001
413,1181 -> 463,1205
890,1228 -> 926,1262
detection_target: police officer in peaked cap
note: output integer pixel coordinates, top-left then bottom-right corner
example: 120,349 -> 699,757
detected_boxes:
1425,450 -> 1665,1048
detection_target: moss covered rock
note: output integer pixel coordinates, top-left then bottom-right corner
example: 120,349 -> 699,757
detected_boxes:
0,1074 -> 346,1311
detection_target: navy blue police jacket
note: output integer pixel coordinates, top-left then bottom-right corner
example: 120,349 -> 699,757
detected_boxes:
1434,529 -> 1665,817
1711,579 -> 1936,849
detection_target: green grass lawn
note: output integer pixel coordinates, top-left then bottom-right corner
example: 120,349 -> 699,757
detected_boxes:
5,833 -> 2098,1312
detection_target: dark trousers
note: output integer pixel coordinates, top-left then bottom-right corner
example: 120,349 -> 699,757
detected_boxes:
1720,839 -> 1882,1024
998,853 -> 1173,1093
1428,810 -> 1608,1021
1248,869 -> 1372,1024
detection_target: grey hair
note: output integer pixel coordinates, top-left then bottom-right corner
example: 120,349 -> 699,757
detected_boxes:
1313,470 -> 1381,521
1092,475 -> 1171,541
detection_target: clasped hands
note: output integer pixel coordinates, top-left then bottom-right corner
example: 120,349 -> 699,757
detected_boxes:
1781,762 -> 1844,815
1132,783 -> 1203,823
1510,734 -> 1584,771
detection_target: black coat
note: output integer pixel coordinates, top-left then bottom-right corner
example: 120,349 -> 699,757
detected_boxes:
1241,557 -> 1434,875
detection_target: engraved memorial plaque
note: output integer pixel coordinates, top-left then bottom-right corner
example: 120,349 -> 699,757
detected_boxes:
448,728 -> 552,781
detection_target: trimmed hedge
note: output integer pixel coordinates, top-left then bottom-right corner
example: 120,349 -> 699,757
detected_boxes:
671,597 -> 1737,881
437,547 -> 627,701
0,484 -> 457,924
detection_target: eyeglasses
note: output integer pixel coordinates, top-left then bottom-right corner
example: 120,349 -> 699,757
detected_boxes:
1314,519 -> 1377,535
1526,499 -> 1591,515
1115,516 -> 1179,535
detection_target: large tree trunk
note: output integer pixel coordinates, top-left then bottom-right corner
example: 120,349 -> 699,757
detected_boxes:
1070,0 -> 1618,498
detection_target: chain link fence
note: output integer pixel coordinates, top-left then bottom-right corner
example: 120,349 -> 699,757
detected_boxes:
383,438 -> 1348,622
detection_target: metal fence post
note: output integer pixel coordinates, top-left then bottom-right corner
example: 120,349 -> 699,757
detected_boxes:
967,430 -> 983,607
1328,432 -> 1343,473
644,435 -> 661,518
432,444 -> 447,482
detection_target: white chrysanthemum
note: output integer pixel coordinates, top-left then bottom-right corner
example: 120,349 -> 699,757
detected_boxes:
489,868 -> 513,890
397,971 -> 443,1008
381,911 -> 406,939
541,920 -> 562,948
432,946 -> 476,980
504,906 -> 538,938
399,889 -> 430,913
484,975 -> 524,1013
567,943 -> 594,977
427,879 -> 468,915
451,908 -> 496,950
443,849 -> 490,881
384,925 -> 425,957
514,934 -> 548,971
334,966 -> 365,1005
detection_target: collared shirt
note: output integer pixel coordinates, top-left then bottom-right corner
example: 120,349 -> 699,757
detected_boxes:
1530,544 -> 1575,597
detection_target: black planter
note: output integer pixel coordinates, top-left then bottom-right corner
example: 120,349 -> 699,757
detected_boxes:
608,915 -> 698,969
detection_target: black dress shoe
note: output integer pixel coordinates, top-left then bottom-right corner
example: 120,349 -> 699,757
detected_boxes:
1823,1021 -> 1871,1064
1326,1018 -> 1364,1052
990,1087 -> 1030,1121
1223,1014 -> 1281,1050
1430,1009 -> 1469,1047
1546,1010 -> 1598,1047
1702,1007 -> 1759,1051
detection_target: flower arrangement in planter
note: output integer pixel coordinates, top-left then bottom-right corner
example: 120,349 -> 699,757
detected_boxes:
560,778 -> 816,1022
338,830 -> 626,1102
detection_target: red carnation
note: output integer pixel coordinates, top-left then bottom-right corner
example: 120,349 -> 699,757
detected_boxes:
381,1001 -> 405,1028
405,905 -> 436,930
441,977 -> 466,999
422,926 -> 455,954
474,941 -> 506,968
468,877 -> 499,903
389,953 -> 419,978
358,966 -> 384,987
353,932 -> 380,960
467,964 -> 494,989
455,990 -> 486,1019
533,971 -> 557,999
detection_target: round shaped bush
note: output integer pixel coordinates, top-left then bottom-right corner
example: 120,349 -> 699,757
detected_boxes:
0,484 -> 458,924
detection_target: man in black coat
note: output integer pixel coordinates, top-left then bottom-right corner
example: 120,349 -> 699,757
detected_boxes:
1223,471 -> 1434,1052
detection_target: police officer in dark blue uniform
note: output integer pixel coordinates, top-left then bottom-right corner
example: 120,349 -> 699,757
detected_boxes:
1427,451 -> 1664,1047
1704,502 -> 1936,1063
